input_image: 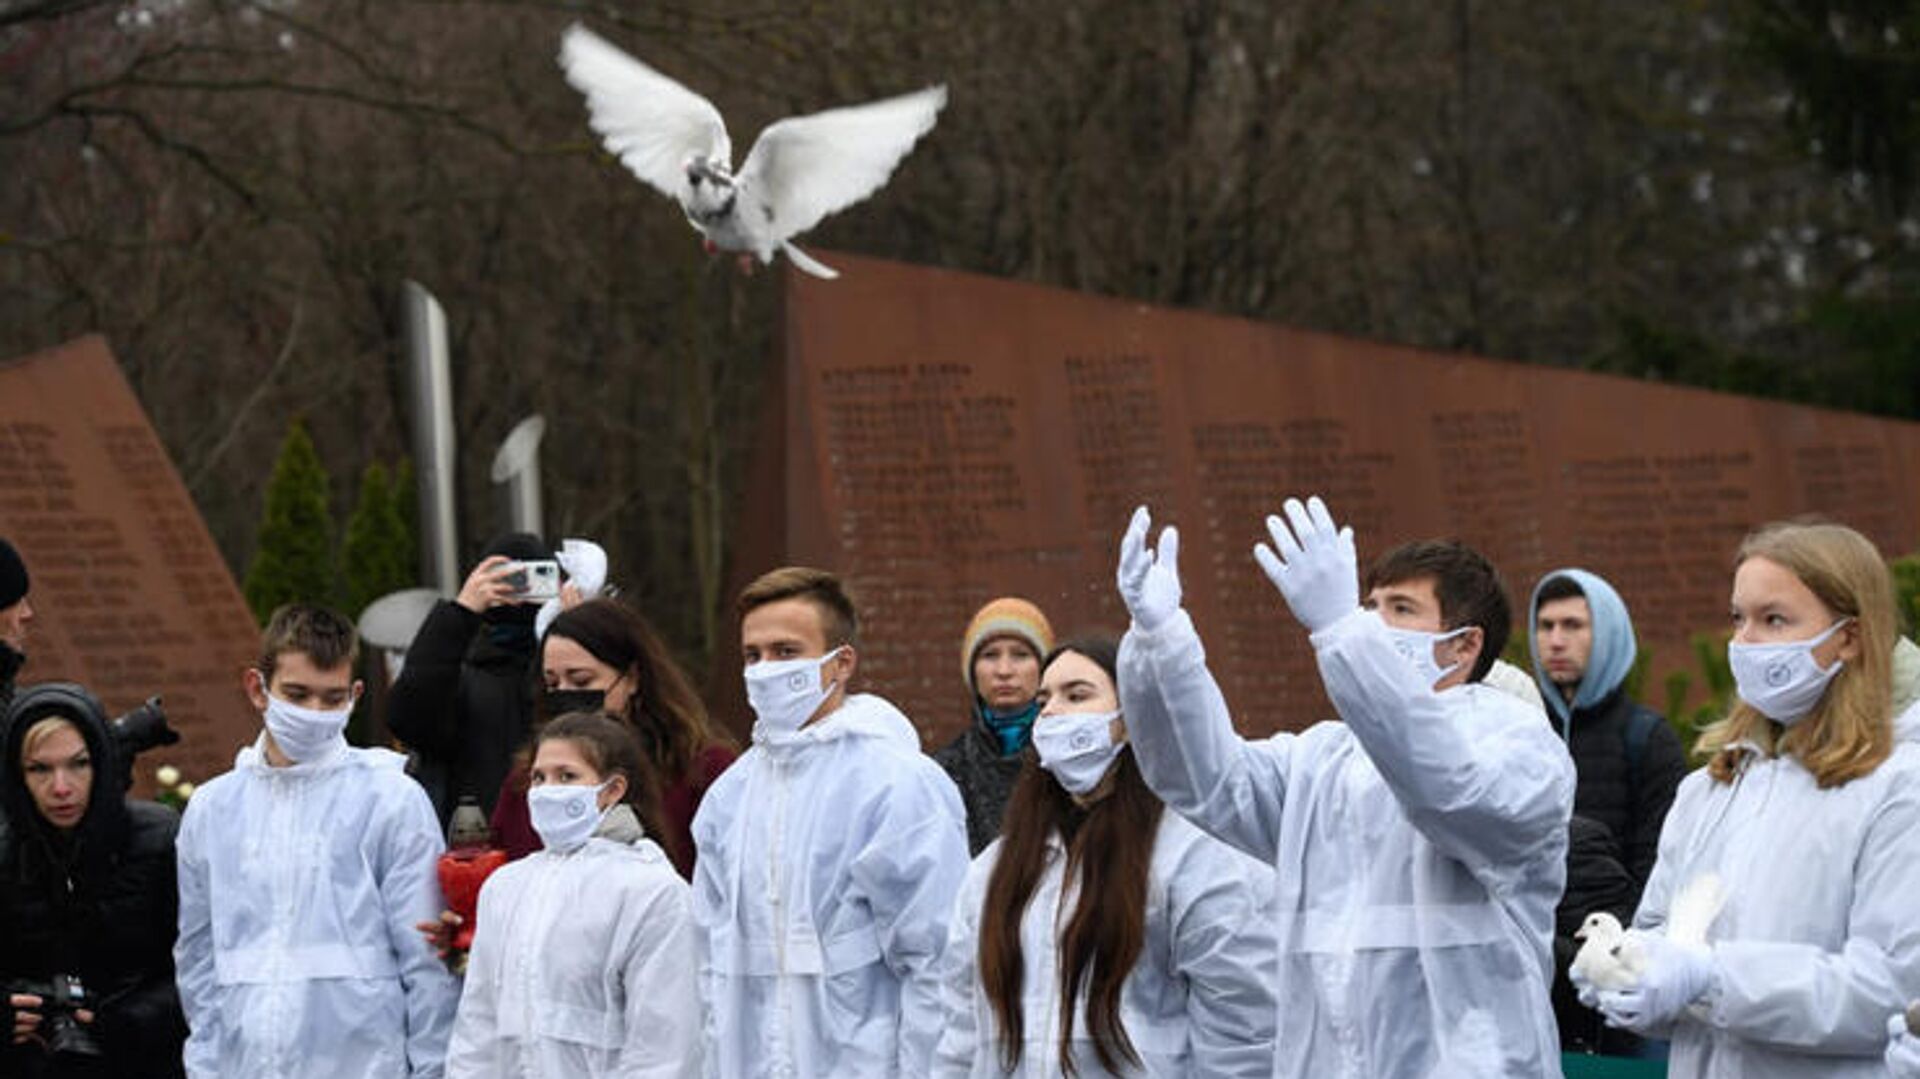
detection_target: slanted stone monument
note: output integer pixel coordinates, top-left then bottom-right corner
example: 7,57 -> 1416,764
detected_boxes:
0,336 -> 260,788
734,252 -> 1920,746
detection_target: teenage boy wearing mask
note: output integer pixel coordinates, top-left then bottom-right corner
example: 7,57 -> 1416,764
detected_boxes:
174,604 -> 457,1077
691,567 -> 969,1077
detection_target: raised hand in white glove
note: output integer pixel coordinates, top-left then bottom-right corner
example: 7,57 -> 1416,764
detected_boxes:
1117,506 -> 1182,632
1887,1011 -> 1920,1079
1253,496 -> 1359,634
1596,932 -> 1715,1033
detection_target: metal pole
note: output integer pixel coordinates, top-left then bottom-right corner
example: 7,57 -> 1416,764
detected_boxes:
490,415 -> 546,538
401,280 -> 460,596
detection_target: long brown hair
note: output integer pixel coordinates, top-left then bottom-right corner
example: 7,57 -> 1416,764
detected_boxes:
977,636 -> 1163,1076
534,711 -> 670,848
540,598 -> 734,781
1699,520 -> 1896,788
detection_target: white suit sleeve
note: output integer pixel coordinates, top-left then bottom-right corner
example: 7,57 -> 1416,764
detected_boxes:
1698,778 -> 1920,1053
614,878 -> 703,1079
931,858 -> 990,1077
1118,610 -> 1295,863
444,878 -> 505,1075
1309,609 -> 1573,878
173,798 -> 223,1079
848,772 -> 970,1076
377,784 -> 461,1078
1168,837 -> 1278,1078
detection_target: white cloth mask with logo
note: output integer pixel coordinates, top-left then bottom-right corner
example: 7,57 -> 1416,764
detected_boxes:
527,779 -> 614,853
1384,625 -> 1472,688
1032,709 -> 1125,795
1728,618 -> 1851,725
263,693 -> 353,764
744,646 -> 845,735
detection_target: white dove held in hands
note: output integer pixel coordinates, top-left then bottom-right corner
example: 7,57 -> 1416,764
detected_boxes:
1571,911 -> 1646,992
1570,872 -> 1726,995
558,24 -> 947,279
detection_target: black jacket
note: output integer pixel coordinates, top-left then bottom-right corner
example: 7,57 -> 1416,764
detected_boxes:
932,721 -> 1025,856
0,686 -> 186,1079
1554,686 -> 1687,902
385,600 -> 537,826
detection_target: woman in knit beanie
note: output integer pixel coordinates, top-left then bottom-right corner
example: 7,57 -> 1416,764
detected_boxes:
933,597 -> 1054,854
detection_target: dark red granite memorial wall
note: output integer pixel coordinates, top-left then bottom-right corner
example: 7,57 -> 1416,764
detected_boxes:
0,336 -> 260,789
722,254 -> 1920,748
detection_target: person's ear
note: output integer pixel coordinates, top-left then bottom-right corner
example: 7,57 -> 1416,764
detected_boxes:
600,773 -> 629,810
832,645 -> 857,686
1833,619 -> 1861,663
1453,626 -> 1486,669
351,678 -> 365,705
243,667 -> 269,712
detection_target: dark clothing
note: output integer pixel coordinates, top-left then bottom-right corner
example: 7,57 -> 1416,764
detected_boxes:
1549,686 -> 1687,903
1552,815 -> 1644,1057
1,689 -> 186,1079
932,721 -> 1025,855
490,742 -> 738,879
386,600 -> 538,827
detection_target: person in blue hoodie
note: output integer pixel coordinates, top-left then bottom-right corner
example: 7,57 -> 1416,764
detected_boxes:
1529,568 -> 1688,1054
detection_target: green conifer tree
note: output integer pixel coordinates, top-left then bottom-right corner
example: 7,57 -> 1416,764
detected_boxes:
341,461 -> 417,615
242,420 -> 336,622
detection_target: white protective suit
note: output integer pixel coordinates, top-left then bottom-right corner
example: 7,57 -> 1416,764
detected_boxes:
1118,608 -> 1575,1078
175,738 -> 458,1077
1628,713 -> 1920,1078
691,692 -> 970,1077
933,806 -> 1278,1076
446,806 -> 700,1078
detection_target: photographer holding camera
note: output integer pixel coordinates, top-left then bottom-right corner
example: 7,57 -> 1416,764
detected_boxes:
1,682 -> 186,1079
387,532 -> 551,827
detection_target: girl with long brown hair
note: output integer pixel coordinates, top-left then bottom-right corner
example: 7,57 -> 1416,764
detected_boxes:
489,597 -> 737,874
1585,520 -> 1920,1078
933,636 -> 1275,1077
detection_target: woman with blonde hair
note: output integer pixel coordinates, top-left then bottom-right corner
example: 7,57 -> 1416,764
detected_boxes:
1583,520 -> 1920,1077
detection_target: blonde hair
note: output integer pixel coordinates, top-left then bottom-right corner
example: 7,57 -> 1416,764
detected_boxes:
19,716 -> 81,763
1699,520 -> 1896,788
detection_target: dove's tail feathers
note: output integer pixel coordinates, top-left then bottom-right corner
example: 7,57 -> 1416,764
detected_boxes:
1668,872 -> 1727,946
782,242 -> 840,279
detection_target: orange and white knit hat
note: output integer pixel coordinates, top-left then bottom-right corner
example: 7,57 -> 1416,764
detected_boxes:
960,597 -> 1055,695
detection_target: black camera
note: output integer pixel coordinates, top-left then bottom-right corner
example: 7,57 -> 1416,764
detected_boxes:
7,974 -> 103,1058
110,696 -> 179,792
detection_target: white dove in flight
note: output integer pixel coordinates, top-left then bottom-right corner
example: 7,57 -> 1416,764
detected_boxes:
558,24 -> 947,280
1571,872 -> 1726,992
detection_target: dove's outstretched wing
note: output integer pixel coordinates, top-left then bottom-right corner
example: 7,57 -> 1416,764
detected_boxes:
559,25 -> 732,199
1667,872 -> 1726,947
738,85 -> 947,245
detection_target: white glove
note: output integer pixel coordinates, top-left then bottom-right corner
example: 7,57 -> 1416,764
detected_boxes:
1116,506 -> 1182,632
1887,1012 -> 1920,1079
1253,496 -> 1359,634
1567,964 -> 1601,1010
1596,932 -> 1715,1033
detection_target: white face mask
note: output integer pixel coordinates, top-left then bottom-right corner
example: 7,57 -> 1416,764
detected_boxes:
744,646 -> 845,734
1384,625 -> 1471,687
1031,709 -> 1124,796
1728,619 -> 1851,725
263,692 -> 353,763
527,779 -> 613,853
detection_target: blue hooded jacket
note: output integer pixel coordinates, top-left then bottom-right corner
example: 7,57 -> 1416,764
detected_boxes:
1529,568 -> 1637,734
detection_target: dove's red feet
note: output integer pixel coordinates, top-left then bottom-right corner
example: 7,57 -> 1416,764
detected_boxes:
702,238 -> 718,255
736,254 -> 757,276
